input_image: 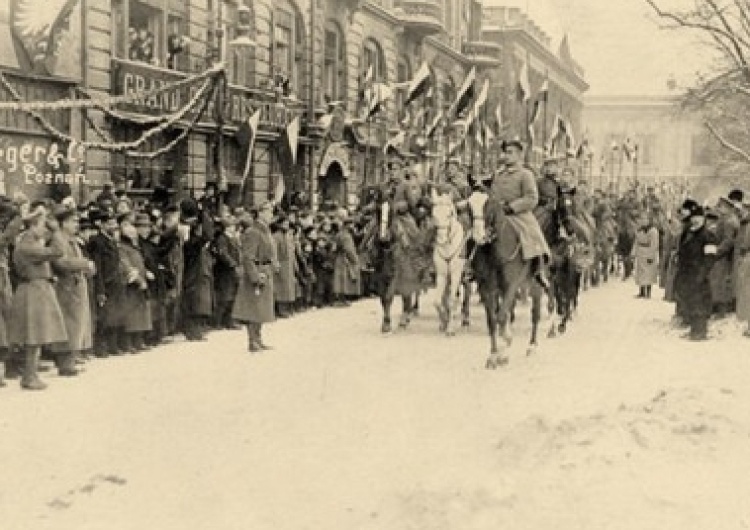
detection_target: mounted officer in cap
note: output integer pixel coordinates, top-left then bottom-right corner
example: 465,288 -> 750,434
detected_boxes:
487,139 -> 551,289
434,156 -> 473,233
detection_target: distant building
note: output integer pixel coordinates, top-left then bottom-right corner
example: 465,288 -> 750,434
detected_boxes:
583,95 -> 714,193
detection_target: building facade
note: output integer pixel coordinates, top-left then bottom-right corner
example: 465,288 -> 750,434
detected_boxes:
583,95 -> 714,193
481,5 -> 588,166
0,0 -> 586,207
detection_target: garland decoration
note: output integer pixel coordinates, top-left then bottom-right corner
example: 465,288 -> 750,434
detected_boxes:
126,79 -> 217,159
0,62 -> 225,111
0,72 -> 215,153
76,86 -> 169,126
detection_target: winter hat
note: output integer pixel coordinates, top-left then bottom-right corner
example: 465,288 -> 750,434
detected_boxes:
680,199 -> 700,219
728,189 -> 744,204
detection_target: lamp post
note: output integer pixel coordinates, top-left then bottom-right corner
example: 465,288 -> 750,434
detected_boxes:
214,2 -> 256,194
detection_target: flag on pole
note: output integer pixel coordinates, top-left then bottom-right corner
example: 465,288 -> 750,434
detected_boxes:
623,138 -> 635,161
475,121 -> 484,147
271,174 -> 285,205
495,102 -> 503,132
538,78 -> 549,102
404,62 -> 432,107
384,131 -> 406,155
529,99 -> 542,127
485,124 -> 495,144
518,60 -> 530,102
449,66 -> 476,118
286,116 -> 300,164
358,65 -> 374,102
239,108 -> 261,186
466,79 -> 489,125
367,82 -> 393,119
425,111 -> 442,138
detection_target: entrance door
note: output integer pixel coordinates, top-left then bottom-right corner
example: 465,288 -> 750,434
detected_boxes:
319,162 -> 346,206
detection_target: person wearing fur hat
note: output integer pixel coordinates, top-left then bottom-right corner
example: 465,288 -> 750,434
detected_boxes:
8,206 -> 67,390
673,201 -> 718,341
49,206 -> 96,375
232,201 -> 277,352
117,213 -> 152,352
181,204 -> 215,341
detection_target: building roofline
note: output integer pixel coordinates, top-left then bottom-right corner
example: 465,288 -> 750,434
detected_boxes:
584,94 -> 682,107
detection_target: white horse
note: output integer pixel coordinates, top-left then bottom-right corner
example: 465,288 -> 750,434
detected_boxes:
431,189 -> 467,336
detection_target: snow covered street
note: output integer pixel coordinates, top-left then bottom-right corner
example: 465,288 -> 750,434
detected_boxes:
3,279 -> 750,530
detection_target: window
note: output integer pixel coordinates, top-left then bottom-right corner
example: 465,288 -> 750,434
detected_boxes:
272,0 -> 306,98
323,21 -> 346,102
111,126 -> 185,191
635,134 -> 655,165
363,38 -> 385,82
113,0 -> 190,71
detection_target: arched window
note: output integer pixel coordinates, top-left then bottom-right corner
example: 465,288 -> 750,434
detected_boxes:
272,0 -> 306,98
324,20 -> 347,102
362,38 -> 386,82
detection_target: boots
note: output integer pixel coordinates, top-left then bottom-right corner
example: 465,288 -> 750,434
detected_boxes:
21,346 -> 47,391
247,323 -> 261,353
645,285 -> 652,299
256,323 -> 272,350
531,256 -> 550,291
56,351 -> 79,377
636,286 -> 645,298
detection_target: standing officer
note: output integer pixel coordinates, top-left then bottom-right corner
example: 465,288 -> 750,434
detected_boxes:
232,201 -> 277,353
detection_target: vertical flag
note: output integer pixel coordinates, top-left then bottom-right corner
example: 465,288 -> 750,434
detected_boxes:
404,62 -> 432,107
518,60 -> 530,102
449,66 -> 476,118
272,174 -> 285,205
240,108 -> 261,185
287,116 -> 300,164
494,102 -> 503,133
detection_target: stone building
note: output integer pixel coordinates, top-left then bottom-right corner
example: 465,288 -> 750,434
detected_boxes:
583,95 -> 714,193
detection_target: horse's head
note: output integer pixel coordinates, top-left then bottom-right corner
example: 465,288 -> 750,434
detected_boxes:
467,189 -> 490,243
431,188 -> 457,246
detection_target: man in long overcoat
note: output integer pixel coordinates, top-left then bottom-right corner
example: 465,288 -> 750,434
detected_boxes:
708,195 -> 741,316
212,216 -> 241,329
488,140 -> 551,289
50,207 -> 95,375
87,210 -> 125,356
674,202 -> 718,341
232,201 -> 277,352
181,200 -> 214,341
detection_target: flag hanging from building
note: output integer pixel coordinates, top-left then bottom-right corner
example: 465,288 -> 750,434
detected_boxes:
384,131 -> 406,155
358,65 -> 374,102
538,78 -> 549,101
425,111 -> 442,138
518,60 -> 530,102
623,138 -> 635,161
404,62 -> 432,107
495,102 -> 503,132
485,123 -> 495,145
449,66 -> 476,118
367,82 -> 393,119
271,174 -> 285,205
467,78 -> 489,124
286,116 -> 300,164
240,108 -> 261,186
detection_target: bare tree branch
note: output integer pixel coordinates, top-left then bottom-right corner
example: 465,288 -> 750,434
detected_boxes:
704,120 -> 750,163
705,0 -> 750,72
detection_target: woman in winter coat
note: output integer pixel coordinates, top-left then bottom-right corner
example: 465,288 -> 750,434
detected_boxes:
332,217 -> 361,305
8,206 -> 67,390
117,213 -> 152,352
632,211 -> 660,298
271,215 -> 296,317
50,207 -> 96,375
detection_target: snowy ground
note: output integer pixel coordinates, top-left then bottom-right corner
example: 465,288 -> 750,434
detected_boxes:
2,279 -> 750,530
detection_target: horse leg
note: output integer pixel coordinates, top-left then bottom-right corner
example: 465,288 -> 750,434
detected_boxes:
433,260 -> 448,332
445,259 -> 465,337
381,292 -> 393,334
399,295 -> 413,329
461,279 -> 471,327
484,288 -> 506,370
412,293 -> 420,317
528,287 -> 542,356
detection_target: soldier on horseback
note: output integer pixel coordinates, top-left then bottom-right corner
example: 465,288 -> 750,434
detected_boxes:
487,139 -> 551,290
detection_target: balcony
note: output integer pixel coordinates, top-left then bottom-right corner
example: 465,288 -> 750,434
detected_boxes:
462,41 -> 502,68
396,0 -> 444,38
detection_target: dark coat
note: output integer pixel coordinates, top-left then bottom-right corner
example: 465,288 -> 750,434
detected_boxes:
333,227 -> 361,296
8,230 -> 67,347
119,238 -> 152,333
708,212 -> 740,304
88,231 -> 125,328
232,221 -> 276,323
674,224 -> 717,320
50,231 -> 94,352
273,230 -> 296,303
182,225 -> 214,318
212,231 -> 240,304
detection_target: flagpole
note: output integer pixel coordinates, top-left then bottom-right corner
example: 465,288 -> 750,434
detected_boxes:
364,116 -> 370,187
543,70 -> 548,157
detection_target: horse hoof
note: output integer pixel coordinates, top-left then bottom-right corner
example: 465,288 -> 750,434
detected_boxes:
381,323 -> 392,334
558,323 -> 566,334
547,329 -> 556,339
446,330 -> 455,337
485,359 -> 496,370
498,356 -> 509,366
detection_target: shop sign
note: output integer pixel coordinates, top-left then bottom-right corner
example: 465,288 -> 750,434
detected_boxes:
0,136 -> 88,195
113,59 -> 299,129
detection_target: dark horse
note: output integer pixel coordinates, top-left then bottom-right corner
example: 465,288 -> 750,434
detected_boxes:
539,187 -> 582,337
467,191 -> 553,368
362,186 -> 426,333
